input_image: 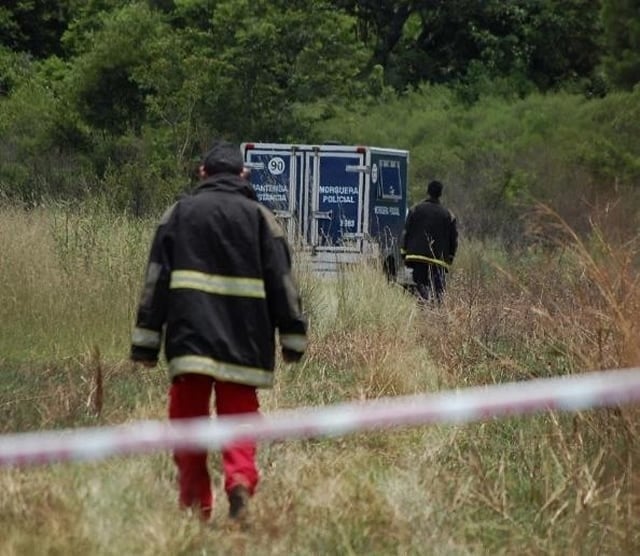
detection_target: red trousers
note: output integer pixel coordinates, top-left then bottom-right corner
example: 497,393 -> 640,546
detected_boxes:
168,373 -> 260,520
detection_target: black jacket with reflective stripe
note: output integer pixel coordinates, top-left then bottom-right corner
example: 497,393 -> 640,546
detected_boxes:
401,198 -> 458,266
131,173 -> 307,387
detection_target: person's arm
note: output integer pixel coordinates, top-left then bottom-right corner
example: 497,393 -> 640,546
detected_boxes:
400,208 -> 414,259
130,204 -> 176,366
258,206 -> 308,363
448,211 -> 458,264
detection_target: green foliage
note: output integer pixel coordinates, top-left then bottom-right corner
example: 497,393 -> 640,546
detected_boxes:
601,0 -> 640,89
525,0 -> 604,92
64,3 -> 165,135
452,59 -> 536,105
204,0 -> 368,140
333,0 -> 603,93
61,0 -> 132,54
132,29 -> 225,164
0,75 -> 93,203
0,0 -> 71,57
0,0 -> 638,216
567,88 -> 640,184
97,134 -> 184,215
313,86 -> 640,239
0,45 -> 33,95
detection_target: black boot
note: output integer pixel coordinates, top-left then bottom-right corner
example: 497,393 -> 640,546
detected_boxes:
228,485 -> 250,522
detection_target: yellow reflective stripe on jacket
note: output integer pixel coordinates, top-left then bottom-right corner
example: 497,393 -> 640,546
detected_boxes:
280,334 -> 307,353
280,333 -> 308,353
404,255 -> 450,269
169,355 -> 274,387
132,327 -> 161,349
170,270 -> 266,299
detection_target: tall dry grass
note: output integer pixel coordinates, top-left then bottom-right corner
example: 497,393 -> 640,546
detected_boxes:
0,201 -> 150,361
1,201 -> 639,555
415,203 -> 640,554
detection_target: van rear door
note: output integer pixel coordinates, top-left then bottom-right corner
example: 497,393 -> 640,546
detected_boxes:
305,148 -> 366,252
244,145 -> 302,244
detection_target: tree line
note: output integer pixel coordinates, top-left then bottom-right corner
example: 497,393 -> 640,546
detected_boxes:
1,0 -> 639,214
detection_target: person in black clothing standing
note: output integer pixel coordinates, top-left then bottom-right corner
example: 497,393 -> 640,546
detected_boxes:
401,180 -> 458,302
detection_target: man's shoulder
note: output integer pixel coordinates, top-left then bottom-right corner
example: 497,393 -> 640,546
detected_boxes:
413,200 -> 457,221
158,201 -> 179,226
413,199 -> 441,212
409,199 -> 429,212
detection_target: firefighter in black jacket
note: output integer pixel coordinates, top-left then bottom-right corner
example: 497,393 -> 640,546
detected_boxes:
130,141 -> 307,522
401,180 -> 458,302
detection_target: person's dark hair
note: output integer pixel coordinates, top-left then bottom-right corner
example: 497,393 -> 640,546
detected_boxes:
202,141 -> 244,176
427,180 -> 443,199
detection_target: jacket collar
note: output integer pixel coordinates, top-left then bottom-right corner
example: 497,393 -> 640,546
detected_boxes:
195,173 -> 257,201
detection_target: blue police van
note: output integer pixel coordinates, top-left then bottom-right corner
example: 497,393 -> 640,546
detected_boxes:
242,142 -> 409,280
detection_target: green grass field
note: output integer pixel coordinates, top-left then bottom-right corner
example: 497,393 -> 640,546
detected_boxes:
1,203 -> 639,555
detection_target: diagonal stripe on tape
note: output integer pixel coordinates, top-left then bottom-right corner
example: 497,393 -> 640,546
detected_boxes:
2,367 -> 640,467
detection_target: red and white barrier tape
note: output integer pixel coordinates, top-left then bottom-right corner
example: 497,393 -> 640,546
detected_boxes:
2,367 -> 640,467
